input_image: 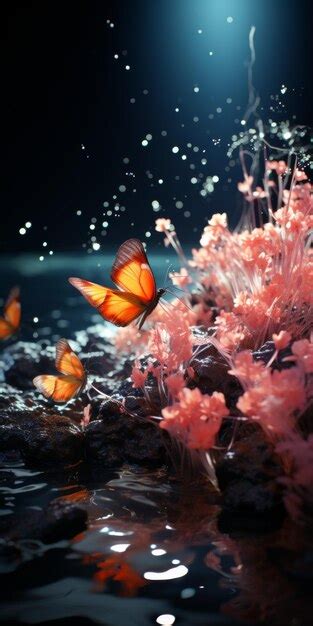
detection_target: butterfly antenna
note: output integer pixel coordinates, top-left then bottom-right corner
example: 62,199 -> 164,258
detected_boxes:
162,263 -> 173,289
165,289 -> 194,313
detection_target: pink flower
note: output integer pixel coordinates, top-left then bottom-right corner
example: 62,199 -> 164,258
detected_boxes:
131,362 -> 148,389
169,268 -> 192,288
81,404 -> 91,429
291,339 -> 313,374
266,160 -> 288,175
165,372 -> 185,398
160,388 -> 229,450
272,330 -> 291,351
208,213 -> 228,228
155,218 -> 172,233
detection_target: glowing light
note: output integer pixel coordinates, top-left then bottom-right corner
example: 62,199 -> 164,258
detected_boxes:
172,146 -> 179,153
25,221 -> 32,228
19,228 -> 26,235
152,548 -> 166,556
152,200 -> 160,211
144,565 -> 188,580
110,543 -> 130,553
227,16 -> 234,23
181,587 -> 195,599
119,185 -> 126,192
142,139 -> 148,147
145,231 -> 151,237
89,224 -> 95,230
156,616 -> 176,626
33,317 -> 39,323
146,133 -> 152,141
212,175 -> 219,183
158,179 -> 163,184
193,86 -> 200,93
191,177 -> 197,184
92,242 -> 100,251
125,65 -> 130,70
240,120 -> 246,126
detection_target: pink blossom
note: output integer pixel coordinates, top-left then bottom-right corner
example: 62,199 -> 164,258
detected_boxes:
155,218 -> 172,233
272,330 -> 291,351
169,268 -> 192,288
266,160 -> 288,175
161,388 -> 229,450
165,372 -> 185,398
291,338 -> 313,373
131,362 -> 148,389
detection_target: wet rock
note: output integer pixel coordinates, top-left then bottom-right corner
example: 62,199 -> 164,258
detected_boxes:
190,344 -> 242,410
216,434 -> 285,531
253,340 -> 294,370
1,341 -> 56,390
85,414 -> 166,467
0,410 -> 84,466
0,499 -> 87,544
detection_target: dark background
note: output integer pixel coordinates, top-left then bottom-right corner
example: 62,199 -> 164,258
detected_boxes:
1,0 -> 313,255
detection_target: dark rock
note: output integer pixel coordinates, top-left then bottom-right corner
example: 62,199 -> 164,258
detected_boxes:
1,341 -> 56,390
0,499 -> 87,544
85,414 -> 166,467
190,344 -> 242,410
253,340 -> 294,370
0,408 -> 84,466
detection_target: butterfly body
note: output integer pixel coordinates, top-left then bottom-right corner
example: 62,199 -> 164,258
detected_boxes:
33,338 -> 86,403
0,287 -> 21,340
69,238 -> 164,328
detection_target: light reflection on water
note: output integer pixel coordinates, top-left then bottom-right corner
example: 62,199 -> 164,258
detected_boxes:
1,460 -> 312,626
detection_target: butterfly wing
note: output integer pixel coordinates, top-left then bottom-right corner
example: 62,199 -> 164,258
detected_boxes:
55,338 -> 85,380
0,319 -> 13,340
68,278 -> 146,326
33,374 -> 83,402
0,287 -> 21,340
111,239 -> 157,303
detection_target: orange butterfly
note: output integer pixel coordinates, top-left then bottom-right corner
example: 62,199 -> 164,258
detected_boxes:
69,238 -> 165,329
33,338 -> 86,403
0,287 -> 21,340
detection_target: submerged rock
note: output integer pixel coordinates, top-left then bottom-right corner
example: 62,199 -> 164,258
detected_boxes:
1,341 -> 56,390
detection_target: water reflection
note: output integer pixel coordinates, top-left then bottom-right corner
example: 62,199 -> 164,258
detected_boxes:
1,460 -> 312,625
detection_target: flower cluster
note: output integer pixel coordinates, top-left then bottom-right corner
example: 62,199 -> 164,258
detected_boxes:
160,387 -> 229,450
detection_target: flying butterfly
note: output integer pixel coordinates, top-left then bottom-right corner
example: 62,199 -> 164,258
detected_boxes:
33,338 -> 86,403
0,287 -> 21,340
69,238 -> 165,329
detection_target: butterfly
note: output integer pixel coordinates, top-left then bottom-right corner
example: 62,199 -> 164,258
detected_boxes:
0,287 -> 21,340
33,338 -> 86,403
69,238 -> 165,329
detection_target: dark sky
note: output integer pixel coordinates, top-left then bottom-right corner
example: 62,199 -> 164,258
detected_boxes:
2,0 -> 313,254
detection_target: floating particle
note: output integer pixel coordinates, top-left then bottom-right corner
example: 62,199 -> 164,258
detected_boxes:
145,231 -> 151,237
33,317 -> 39,323
89,224 -> 95,230
39,256 -> 44,261
184,211 -> 191,217
197,28 -> 202,34
227,16 -> 234,23
114,54 -> 119,59
19,227 -> 26,235
193,86 -> 200,93
212,175 -> 219,183
110,22 -> 114,28
175,107 -> 179,112
172,146 -> 179,153
226,97 -> 232,104
156,615 -> 175,626
209,51 -> 213,55
143,89 -> 149,95
191,177 -> 197,184
76,210 -> 82,215
208,113 -> 214,119
181,154 -> 187,160
216,107 -> 222,113
158,179 -> 163,184
240,120 -> 246,125
281,84 -> 287,94
125,65 -> 130,70
42,241 -> 47,247
146,133 -> 152,141
161,130 -> 167,136
92,242 -> 100,251
130,97 -> 136,104
91,217 -> 97,223
193,116 -> 199,122
152,200 -> 160,211
123,157 -> 130,164
49,250 -> 53,255
142,139 -> 148,146
25,221 -> 32,228
119,184 -> 126,192
181,588 -> 196,599
175,201 -> 183,209
201,158 -> 207,165
193,146 -> 199,152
